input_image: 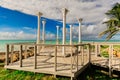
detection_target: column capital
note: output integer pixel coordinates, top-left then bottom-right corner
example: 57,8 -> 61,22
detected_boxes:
38,12 -> 43,16
56,25 -> 60,28
62,8 -> 69,15
78,18 -> 83,23
42,20 -> 46,24
69,24 -> 72,28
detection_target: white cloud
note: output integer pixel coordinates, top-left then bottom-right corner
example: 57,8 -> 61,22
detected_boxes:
23,27 -> 36,32
0,31 -> 36,40
23,27 -> 32,30
0,30 -> 56,40
1,0 -> 120,23
1,0 -> 120,40
45,32 -> 56,40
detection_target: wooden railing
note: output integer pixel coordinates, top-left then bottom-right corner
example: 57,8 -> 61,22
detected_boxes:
5,43 -> 91,77
87,42 -> 120,77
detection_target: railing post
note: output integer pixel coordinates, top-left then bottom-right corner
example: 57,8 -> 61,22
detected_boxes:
81,46 -> 84,66
109,44 -> 112,77
34,45 -> 37,69
71,46 -> 73,73
54,46 -> 57,77
88,44 -> 91,63
95,44 -> 98,57
11,45 -> 14,63
76,46 -> 78,71
6,44 -> 9,65
20,45 -> 22,67
98,45 -> 101,56
24,45 -> 27,59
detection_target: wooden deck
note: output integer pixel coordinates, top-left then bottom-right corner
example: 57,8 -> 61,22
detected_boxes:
5,54 -> 89,77
5,43 -> 91,80
4,42 -> 120,79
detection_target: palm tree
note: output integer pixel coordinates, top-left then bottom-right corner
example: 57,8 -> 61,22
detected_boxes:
99,3 -> 120,40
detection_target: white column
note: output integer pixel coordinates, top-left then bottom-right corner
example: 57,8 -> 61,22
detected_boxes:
56,26 -> 59,44
36,12 -> 42,54
78,18 -> 83,43
36,12 -> 43,44
62,8 -> 69,56
70,25 -> 72,45
42,20 -> 46,44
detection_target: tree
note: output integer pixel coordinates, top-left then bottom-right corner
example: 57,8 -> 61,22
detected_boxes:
99,3 -> 120,40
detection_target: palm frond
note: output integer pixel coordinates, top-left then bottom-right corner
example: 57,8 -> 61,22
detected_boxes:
106,29 -> 119,40
98,29 -> 111,38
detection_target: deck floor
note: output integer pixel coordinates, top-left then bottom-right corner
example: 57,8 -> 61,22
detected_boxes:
91,56 -> 120,71
5,54 -> 89,77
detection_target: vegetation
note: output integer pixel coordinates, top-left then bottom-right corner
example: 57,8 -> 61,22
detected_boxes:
99,3 -> 120,40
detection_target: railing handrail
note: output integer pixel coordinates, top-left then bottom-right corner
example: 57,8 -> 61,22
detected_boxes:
6,43 -> 90,47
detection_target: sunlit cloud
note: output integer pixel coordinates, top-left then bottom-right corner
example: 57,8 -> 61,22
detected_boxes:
1,0 -> 120,40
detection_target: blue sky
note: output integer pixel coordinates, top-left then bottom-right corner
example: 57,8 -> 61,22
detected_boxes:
0,7 -> 68,40
0,7 -> 37,33
1,0 -> 120,41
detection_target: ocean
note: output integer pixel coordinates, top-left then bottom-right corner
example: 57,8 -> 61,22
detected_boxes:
0,39 -> 120,52
0,40 -> 35,52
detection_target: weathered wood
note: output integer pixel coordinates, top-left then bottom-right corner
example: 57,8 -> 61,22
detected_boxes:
81,46 -> 84,66
10,45 -> 14,63
98,45 -> 101,55
34,45 -> 37,69
71,77 -> 73,80
7,42 -> 120,78
19,45 -> 23,67
54,46 -> 57,72
95,44 -> 98,57
88,44 -> 91,63
109,44 -> 112,77
54,46 -> 57,77
76,46 -> 78,71
6,44 -> 9,65
71,47 -> 73,73
24,45 -> 27,59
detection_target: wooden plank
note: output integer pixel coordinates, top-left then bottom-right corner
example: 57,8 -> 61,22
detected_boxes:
76,46 -> 78,71
89,44 -> 91,63
34,45 -> 37,69
54,46 -> 57,72
95,44 -> 98,57
71,47 -> 73,73
19,45 -> 23,67
6,44 -> 9,65
24,45 -> 27,59
109,44 -> 112,77
81,46 -> 84,66
11,45 -> 14,63
54,46 -> 57,77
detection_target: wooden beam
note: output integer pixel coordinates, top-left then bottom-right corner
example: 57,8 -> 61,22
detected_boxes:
34,45 -> 37,69
6,44 -> 9,65
10,45 -> 14,63
88,44 -> 91,63
95,44 -> 98,57
24,45 -> 27,59
19,45 -> 23,67
109,44 -> 112,77
71,46 -> 73,73
81,46 -> 84,66
76,46 -> 78,71
54,46 -> 57,71
54,46 -> 57,77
